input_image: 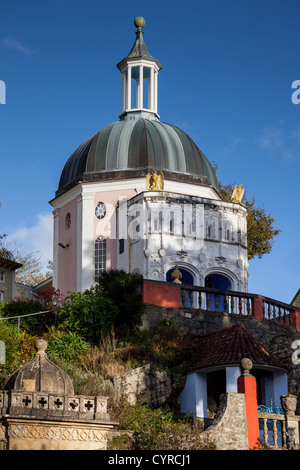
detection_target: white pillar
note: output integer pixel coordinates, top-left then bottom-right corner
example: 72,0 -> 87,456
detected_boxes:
154,70 -> 158,113
77,192 -> 94,292
126,66 -> 132,110
226,366 -> 241,393
121,71 -> 126,113
264,371 -> 288,408
138,65 -> 143,109
178,373 -> 208,418
52,209 -> 60,290
150,67 -> 154,111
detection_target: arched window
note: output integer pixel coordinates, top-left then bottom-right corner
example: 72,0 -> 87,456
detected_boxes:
205,273 -> 232,312
95,236 -> 106,280
166,267 -> 194,285
205,273 -> 231,290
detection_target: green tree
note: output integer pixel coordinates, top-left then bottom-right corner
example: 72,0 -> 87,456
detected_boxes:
58,269 -> 144,342
97,269 -> 144,335
0,234 -> 53,286
219,183 -> 281,260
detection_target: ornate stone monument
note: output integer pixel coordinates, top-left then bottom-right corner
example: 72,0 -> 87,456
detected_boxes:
0,339 -> 118,450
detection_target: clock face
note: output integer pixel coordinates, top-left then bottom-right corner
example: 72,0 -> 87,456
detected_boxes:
95,202 -> 107,220
66,212 -> 71,230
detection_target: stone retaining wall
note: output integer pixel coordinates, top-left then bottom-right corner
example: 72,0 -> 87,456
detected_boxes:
202,392 -> 249,450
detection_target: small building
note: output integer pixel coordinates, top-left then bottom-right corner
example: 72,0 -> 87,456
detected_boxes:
0,257 -> 22,303
179,324 -> 289,419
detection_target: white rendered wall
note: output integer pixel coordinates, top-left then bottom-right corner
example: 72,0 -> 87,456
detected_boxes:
121,191 -> 248,292
263,371 -> 288,408
178,373 -> 208,418
226,367 -> 241,393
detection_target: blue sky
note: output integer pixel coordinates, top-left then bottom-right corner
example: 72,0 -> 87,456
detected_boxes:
0,0 -> 300,304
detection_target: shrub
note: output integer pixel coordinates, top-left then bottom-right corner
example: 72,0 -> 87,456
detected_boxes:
97,269 -> 144,336
112,402 -> 215,450
57,287 -> 118,342
58,269 -> 145,342
46,330 -> 89,361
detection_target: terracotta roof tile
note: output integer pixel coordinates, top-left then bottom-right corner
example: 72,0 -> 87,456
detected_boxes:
190,324 -> 287,372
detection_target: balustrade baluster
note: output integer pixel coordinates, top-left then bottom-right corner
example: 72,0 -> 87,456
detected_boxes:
231,296 -> 234,314
224,295 -> 228,313
190,290 -> 194,309
198,291 -> 202,310
278,306 -> 281,321
207,293 -> 210,311
268,303 -> 271,320
272,419 -> 278,448
215,294 -> 218,312
246,298 -> 250,316
282,420 -> 287,449
238,297 -> 242,315
263,418 -> 268,447
273,303 -> 276,320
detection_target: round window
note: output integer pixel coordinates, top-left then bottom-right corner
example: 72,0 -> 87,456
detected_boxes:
95,202 -> 106,220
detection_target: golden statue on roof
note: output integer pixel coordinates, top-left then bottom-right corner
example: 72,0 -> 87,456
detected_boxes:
146,170 -> 164,191
230,184 -> 246,206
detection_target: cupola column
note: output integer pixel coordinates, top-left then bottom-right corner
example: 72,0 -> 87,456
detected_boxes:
126,65 -> 132,111
137,64 -> 144,108
149,67 -> 154,111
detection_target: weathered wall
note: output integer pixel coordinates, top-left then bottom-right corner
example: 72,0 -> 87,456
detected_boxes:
0,417 -> 115,450
202,392 -> 249,450
113,364 -> 172,407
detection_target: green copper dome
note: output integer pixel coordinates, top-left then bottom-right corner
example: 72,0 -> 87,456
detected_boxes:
57,117 -> 220,197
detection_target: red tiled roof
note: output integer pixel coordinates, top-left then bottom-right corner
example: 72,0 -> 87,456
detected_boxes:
190,324 -> 287,372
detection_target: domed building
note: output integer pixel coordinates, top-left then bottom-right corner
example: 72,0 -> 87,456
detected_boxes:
50,17 -> 248,297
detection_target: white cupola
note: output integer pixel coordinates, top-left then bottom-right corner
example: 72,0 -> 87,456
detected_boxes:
117,17 -> 162,120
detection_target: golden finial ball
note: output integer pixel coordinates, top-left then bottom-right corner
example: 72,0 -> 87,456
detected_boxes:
134,17 -> 145,30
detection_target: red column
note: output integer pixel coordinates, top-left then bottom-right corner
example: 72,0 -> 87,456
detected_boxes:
252,297 -> 263,320
291,310 -> 300,331
238,374 -> 260,450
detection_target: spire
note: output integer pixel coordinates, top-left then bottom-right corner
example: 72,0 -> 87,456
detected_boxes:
117,17 -> 162,120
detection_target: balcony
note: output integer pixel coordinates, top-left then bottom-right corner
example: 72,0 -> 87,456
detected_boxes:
142,280 -> 300,331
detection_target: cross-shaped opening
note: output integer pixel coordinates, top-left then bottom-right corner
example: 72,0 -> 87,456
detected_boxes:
22,396 -> 32,407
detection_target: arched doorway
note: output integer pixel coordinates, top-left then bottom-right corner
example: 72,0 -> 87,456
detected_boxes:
205,273 -> 231,290
205,273 -> 232,312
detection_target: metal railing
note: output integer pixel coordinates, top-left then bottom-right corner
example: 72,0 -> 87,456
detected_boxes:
0,308 -> 60,330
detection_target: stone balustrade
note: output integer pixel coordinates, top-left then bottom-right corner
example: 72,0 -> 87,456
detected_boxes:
0,390 -> 110,422
141,280 -> 300,331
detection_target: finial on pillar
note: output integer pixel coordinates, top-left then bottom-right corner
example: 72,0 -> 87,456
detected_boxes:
241,357 -> 253,377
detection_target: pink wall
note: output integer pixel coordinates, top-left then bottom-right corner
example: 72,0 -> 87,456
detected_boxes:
57,198 -> 78,295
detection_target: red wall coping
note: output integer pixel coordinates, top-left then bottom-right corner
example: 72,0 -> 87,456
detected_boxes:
142,281 -> 180,308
